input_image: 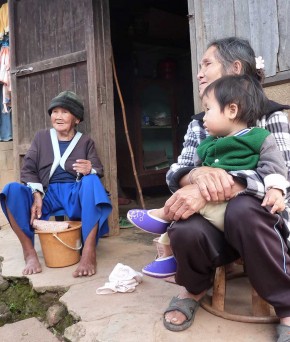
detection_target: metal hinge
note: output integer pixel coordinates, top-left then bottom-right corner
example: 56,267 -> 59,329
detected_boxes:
97,86 -> 106,104
187,14 -> 195,21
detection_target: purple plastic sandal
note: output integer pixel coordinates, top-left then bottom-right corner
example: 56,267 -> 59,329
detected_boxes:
127,209 -> 169,235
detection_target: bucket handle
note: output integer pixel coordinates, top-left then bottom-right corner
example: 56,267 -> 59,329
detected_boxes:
53,233 -> 82,251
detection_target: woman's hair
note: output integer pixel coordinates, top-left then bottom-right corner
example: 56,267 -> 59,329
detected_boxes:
208,37 -> 265,83
202,75 -> 267,127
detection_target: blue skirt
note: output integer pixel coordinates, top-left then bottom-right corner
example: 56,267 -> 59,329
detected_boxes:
0,175 -> 112,245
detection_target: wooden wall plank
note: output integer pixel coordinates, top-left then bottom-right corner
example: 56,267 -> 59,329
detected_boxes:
188,0 -> 286,113
40,1 -> 58,61
233,0 -> 251,38
71,0 -> 86,51
28,74 -> 45,134
59,68 -> 75,98
12,0 -> 28,66
74,62 -> 90,133
194,0 -> 235,65
56,0 -> 74,56
26,0 -> 42,65
247,0 -> 279,77
190,0 -> 236,111
16,77 -> 30,145
188,0 -> 199,113
277,0 -> 290,71
43,70 -> 61,129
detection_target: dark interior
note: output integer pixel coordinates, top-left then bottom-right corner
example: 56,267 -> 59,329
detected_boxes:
109,0 -> 194,198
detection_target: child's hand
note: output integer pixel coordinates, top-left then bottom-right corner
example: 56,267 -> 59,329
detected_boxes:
261,188 -> 286,214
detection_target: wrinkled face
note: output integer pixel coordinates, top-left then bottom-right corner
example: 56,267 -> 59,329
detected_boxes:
202,91 -> 233,137
50,107 -> 79,136
197,46 -> 224,96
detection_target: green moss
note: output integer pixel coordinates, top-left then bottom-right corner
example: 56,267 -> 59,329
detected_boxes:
0,277 -> 78,338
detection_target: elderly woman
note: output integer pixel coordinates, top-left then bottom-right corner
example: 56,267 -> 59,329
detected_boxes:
127,37 -> 290,340
0,91 -> 112,277
162,38 -> 290,340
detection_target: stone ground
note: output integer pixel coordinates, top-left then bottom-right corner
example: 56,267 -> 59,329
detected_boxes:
0,194 -> 278,342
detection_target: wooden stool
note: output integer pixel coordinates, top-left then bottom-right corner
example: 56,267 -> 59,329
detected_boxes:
200,265 -> 279,323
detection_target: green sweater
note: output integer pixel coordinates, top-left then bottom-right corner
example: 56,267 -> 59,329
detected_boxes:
196,127 -> 271,171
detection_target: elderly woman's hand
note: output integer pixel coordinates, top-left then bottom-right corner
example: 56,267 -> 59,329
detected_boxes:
73,159 -> 92,176
163,184 -> 207,221
30,192 -> 43,225
189,166 -> 235,201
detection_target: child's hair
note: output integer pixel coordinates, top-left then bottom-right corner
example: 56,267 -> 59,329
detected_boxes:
202,75 -> 267,127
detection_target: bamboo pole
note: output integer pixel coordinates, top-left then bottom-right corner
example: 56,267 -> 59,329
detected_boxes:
111,53 -> 146,209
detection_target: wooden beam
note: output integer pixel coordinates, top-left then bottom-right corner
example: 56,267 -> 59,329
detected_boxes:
263,70 -> 290,87
11,50 -> 87,77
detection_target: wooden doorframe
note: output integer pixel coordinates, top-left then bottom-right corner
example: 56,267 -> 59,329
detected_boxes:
86,0 -> 119,235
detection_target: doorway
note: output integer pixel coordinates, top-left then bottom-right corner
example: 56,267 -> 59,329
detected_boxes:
109,0 -> 193,199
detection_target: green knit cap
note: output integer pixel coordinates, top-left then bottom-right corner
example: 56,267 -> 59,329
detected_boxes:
48,91 -> 84,122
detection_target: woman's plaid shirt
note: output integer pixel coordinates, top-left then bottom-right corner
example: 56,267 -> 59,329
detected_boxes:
166,110 -> 290,236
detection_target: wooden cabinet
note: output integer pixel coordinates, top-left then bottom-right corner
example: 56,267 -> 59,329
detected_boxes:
134,79 -> 178,187
114,38 -> 193,192
118,78 -> 179,189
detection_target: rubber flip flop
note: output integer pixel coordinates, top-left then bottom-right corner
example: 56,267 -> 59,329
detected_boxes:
277,324 -> 290,342
163,296 -> 200,332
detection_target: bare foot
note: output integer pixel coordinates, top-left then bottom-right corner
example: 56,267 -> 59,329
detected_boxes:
73,248 -> 96,277
164,288 -> 206,326
281,317 -> 290,326
23,250 -> 42,275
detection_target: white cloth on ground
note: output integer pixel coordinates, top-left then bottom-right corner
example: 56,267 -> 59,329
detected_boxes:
96,263 -> 143,295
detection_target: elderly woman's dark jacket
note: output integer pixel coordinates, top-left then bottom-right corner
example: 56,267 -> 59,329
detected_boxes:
21,129 -> 104,193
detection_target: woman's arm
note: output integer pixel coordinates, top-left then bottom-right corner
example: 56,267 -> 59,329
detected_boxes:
70,136 -> 104,177
180,167 -> 236,201
163,183 -> 207,221
229,111 -> 290,200
263,111 -> 290,180
256,133 -> 289,213
257,134 -> 288,190
21,131 -> 46,195
30,191 -> 43,224
166,118 -> 206,190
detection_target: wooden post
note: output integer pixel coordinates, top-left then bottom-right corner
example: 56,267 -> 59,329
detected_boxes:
252,288 -> 270,317
212,266 -> 226,312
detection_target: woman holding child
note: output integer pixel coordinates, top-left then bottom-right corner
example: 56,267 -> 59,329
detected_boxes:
129,37 -> 290,341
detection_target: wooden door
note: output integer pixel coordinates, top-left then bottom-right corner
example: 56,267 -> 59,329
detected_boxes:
9,0 -> 119,234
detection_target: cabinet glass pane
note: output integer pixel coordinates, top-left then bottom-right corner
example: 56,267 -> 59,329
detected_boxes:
140,83 -> 173,170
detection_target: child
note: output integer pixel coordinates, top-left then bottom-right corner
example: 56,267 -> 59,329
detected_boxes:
127,75 -> 289,277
